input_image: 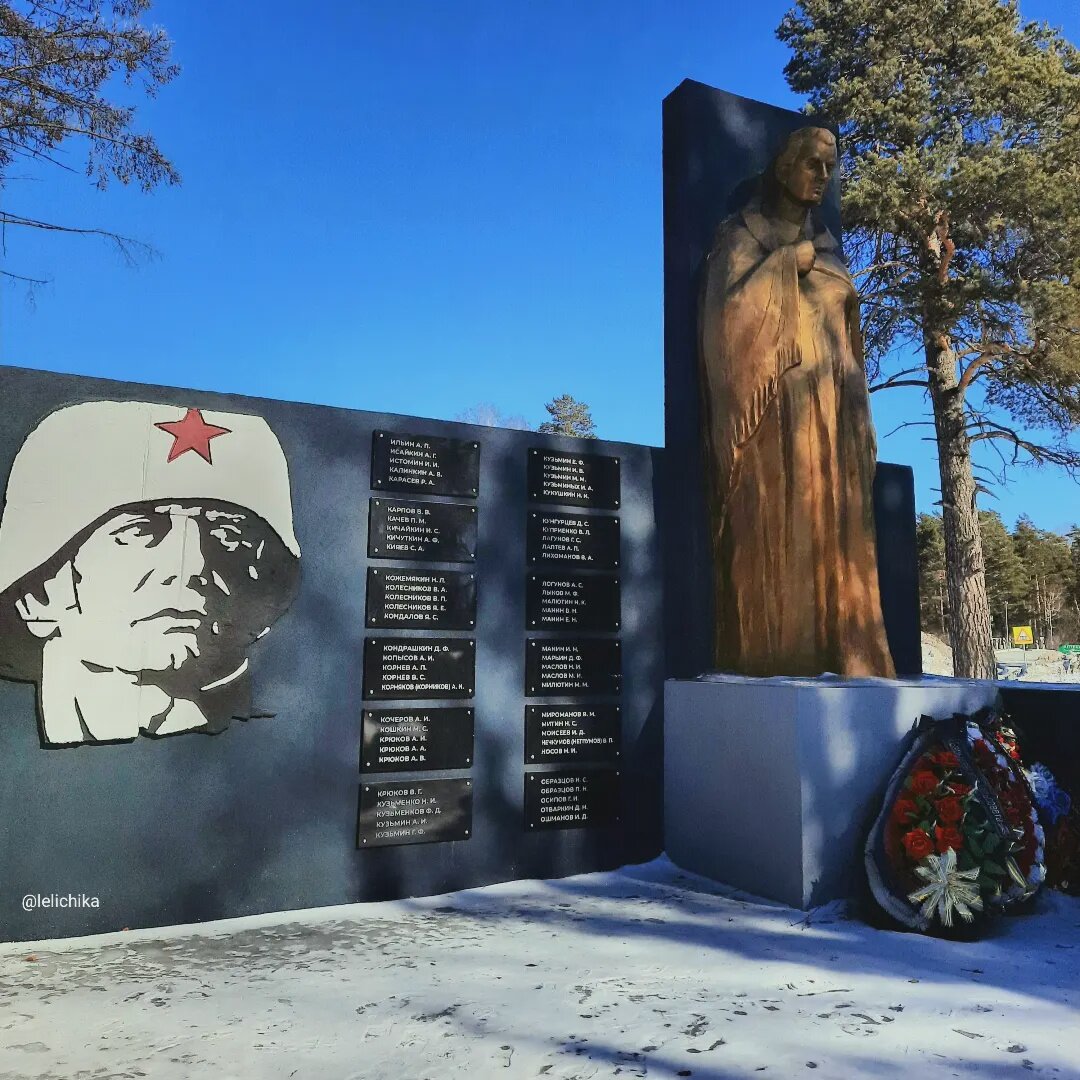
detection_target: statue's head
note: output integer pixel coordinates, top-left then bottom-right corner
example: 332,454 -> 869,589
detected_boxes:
771,126 -> 837,208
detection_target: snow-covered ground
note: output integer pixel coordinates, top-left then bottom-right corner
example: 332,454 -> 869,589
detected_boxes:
1,858 -> 1077,1079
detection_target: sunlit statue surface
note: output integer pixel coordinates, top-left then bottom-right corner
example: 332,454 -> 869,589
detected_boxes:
698,126 -> 896,678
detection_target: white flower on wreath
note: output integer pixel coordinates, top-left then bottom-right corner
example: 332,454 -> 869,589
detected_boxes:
907,848 -> 984,928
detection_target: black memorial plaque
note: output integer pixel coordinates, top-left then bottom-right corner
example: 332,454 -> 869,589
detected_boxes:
371,430 -> 480,497
362,707 -> 474,773
527,449 -> 620,509
368,498 -> 477,562
526,573 -> 620,632
525,638 -> 621,697
366,567 -> 476,629
364,638 -> 475,700
526,511 -> 619,569
358,778 -> 472,847
525,704 -> 621,764
524,769 -> 620,830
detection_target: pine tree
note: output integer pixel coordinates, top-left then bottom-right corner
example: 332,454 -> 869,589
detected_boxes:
916,513 -> 948,636
0,1 -> 180,284
1068,525 -> 1080,638
978,510 -> 1026,640
778,0 -> 1080,677
537,395 -> 597,438
1013,515 -> 1073,645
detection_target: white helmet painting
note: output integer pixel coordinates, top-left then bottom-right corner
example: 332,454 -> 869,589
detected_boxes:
0,401 -> 302,747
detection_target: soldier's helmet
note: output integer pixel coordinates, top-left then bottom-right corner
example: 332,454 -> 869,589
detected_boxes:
0,400 -> 301,679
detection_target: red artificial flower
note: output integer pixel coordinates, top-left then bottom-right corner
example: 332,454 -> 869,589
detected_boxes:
891,797 -> 919,824
902,829 -> 934,860
931,750 -> 960,769
1005,805 -> 1024,828
909,771 -> 940,797
935,825 -> 965,854
935,797 -> 964,825
950,782 -> 973,796
993,728 -> 1022,761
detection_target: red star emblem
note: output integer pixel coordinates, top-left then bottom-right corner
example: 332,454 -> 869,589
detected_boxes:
154,408 -> 232,464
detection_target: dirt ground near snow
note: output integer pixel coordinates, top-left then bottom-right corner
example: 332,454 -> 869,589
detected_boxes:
0,858 -> 1077,1079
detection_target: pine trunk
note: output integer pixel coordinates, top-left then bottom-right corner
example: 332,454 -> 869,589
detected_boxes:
925,335 -> 997,679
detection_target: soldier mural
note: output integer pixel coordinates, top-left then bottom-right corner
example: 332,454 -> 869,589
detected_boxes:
698,126 -> 895,678
0,401 -> 301,746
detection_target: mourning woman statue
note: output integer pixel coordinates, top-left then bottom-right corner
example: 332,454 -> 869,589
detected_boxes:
698,126 -> 896,678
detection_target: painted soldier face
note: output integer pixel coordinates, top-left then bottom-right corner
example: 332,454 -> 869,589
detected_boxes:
0,401 -> 302,744
780,133 -> 837,207
37,502 -> 277,678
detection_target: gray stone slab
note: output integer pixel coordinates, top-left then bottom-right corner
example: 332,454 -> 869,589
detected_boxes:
664,675 -> 1001,908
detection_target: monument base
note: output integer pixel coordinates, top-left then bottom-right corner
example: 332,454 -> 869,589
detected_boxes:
664,674 -> 1000,909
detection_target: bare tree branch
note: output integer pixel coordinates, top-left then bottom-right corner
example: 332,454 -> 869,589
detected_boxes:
0,209 -> 158,263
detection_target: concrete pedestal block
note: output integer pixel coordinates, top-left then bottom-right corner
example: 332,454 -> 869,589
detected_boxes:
664,675 -> 1000,909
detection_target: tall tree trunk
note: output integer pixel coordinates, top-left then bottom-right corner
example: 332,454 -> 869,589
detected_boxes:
925,333 -> 997,678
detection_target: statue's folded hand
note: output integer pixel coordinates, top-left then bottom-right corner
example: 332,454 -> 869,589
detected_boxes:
794,240 -> 817,276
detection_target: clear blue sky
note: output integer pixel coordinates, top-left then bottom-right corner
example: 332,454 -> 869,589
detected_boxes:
2,1 -> 1078,532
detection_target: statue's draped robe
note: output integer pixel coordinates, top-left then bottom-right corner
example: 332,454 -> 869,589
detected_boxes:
698,200 -> 896,677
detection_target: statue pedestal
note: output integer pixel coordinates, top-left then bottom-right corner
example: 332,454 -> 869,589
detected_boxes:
664,674 -> 1000,909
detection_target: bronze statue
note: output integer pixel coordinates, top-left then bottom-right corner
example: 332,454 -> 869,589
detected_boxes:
698,126 -> 896,678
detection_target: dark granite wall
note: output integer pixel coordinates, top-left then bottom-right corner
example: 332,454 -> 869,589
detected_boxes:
1000,686 -> 1080,793
0,364 -> 663,940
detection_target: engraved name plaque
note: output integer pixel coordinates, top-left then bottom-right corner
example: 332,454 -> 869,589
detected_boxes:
525,639 -> 621,697
525,573 -> 620,632
368,498 -> 477,562
526,511 -> 619,569
527,449 -> 620,509
364,638 -> 476,699
372,430 -> 480,497
524,704 -> 621,764
366,568 -> 476,629
524,769 -> 620,830
358,778 -> 472,847
362,707 -> 474,773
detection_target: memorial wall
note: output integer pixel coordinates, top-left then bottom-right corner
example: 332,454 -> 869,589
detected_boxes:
0,364 -> 664,940
0,361 -> 915,940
